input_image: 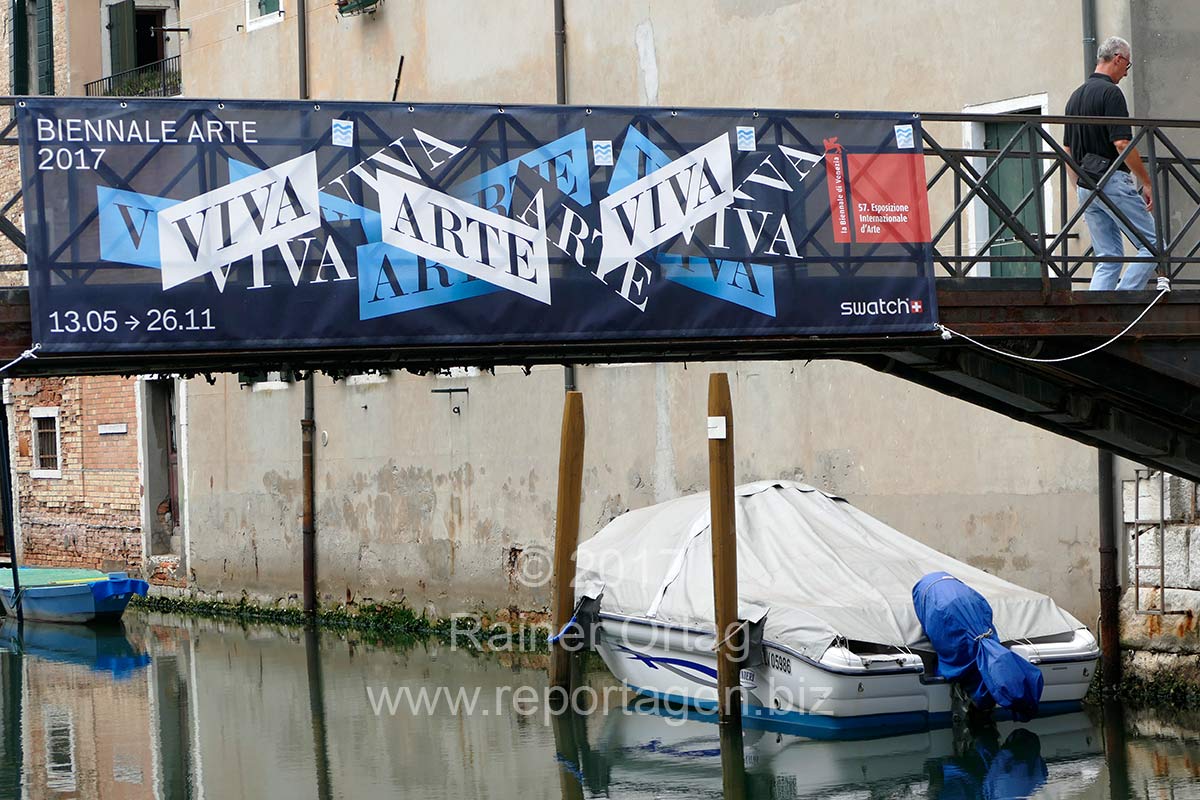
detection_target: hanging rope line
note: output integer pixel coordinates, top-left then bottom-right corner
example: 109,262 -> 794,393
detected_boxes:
936,278 -> 1170,364
0,343 -> 40,375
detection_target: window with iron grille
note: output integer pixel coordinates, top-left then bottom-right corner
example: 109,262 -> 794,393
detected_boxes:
30,406 -> 61,478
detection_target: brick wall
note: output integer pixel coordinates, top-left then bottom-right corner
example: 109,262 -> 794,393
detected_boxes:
11,375 -> 143,573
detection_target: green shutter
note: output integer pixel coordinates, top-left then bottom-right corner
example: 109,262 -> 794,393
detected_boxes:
984,120 -> 1041,278
34,0 -> 52,95
10,0 -> 29,95
108,0 -> 137,76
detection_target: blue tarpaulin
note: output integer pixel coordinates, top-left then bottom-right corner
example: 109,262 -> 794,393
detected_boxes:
913,572 -> 1044,721
937,728 -> 1048,800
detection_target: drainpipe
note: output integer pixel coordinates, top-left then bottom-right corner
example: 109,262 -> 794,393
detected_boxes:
1081,0 -> 1097,78
297,0 -> 317,616
304,625 -> 333,800
297,0 -> 309,100
1083,0 -> 1120,694
1098,450 -> 1121,691
554,0 -> 567,105
554,0 -> 577,393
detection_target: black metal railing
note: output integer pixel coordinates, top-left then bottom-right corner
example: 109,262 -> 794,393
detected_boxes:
84,55 -> 181,99
921,112 -> 1200,286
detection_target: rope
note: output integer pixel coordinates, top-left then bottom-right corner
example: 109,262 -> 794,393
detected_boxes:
0,343 -> 40,375
973,628 -> 994,641
936,278 -> 1170,364
710,620 -> 748,652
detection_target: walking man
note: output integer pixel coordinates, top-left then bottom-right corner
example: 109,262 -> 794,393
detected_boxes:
1064,36 -> 1159,290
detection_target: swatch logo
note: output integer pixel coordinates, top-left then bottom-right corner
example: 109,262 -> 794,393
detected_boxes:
331,119 -> 354,148
840,297 -> 924,316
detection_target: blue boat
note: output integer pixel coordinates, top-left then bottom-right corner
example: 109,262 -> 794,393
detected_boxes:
0,567 -> 148,623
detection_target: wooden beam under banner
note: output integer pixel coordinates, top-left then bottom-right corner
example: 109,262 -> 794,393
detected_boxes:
550,391 -> 584,691
707,372 -> 741,729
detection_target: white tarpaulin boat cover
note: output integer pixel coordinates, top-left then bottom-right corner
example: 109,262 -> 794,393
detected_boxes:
575,480 -> 1085,660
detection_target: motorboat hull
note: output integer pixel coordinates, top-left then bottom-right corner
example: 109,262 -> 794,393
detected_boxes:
594,613 -> 1098,738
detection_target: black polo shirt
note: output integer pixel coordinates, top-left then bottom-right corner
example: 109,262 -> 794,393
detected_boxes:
1065,73 -> 1134,173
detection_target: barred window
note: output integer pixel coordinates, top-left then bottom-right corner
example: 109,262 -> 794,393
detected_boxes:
30,406 -> 61,478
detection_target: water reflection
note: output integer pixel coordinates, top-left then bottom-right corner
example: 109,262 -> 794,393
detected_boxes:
0,612 -> 1196,798
584,700 -> 1103,798
0,620 -> 151,679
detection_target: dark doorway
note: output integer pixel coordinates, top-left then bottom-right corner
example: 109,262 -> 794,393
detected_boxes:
134,9 -> 165,67
146,379 -> 179,556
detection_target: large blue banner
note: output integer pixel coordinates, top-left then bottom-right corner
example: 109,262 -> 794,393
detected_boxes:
18,98 -> 937,354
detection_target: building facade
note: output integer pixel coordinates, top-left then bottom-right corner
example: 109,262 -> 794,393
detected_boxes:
0,0 -> 186,586
2,0 -> 1198,626
151,0 -> 1200,624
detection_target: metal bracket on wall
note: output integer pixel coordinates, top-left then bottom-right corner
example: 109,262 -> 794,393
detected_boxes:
431,386 -> 467,414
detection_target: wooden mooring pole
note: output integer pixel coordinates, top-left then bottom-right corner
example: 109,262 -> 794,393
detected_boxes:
1098,450 -> 1121,691
550,391 -> 585,691
707,373 -> 741,729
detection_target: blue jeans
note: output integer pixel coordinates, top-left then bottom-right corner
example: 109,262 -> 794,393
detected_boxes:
1078,171 -> 1159,290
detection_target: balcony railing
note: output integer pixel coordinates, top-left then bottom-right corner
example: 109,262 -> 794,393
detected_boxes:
84,55 -> 181,98
920,112 -> 1200,286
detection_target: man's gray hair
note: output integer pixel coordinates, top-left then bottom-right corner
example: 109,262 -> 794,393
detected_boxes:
1097,36 -> 1130,62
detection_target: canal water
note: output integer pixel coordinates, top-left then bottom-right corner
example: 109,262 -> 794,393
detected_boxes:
0,611 -> 1197,799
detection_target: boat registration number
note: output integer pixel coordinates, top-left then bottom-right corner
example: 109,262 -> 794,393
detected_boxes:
768,651 -> 792,674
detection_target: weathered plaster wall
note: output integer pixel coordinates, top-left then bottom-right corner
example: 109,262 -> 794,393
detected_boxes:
184,359 -> 1100,622
172,0 -> 1159,621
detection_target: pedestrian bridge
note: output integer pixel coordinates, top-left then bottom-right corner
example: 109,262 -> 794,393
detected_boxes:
1,111 -> 1199,479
